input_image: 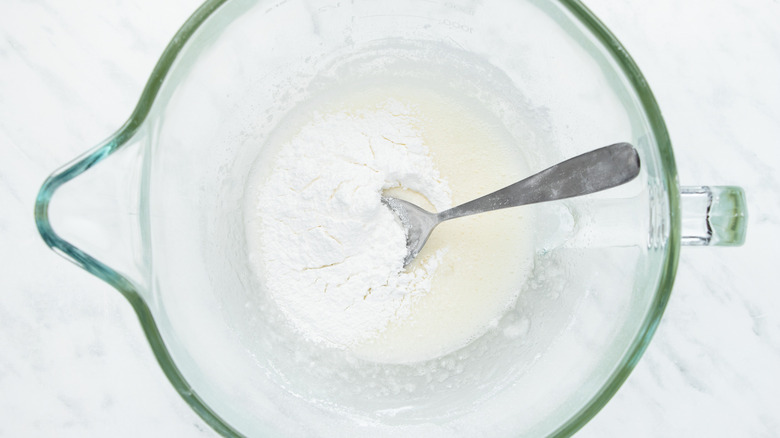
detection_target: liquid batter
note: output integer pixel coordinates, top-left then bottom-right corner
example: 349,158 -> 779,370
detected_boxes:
246,81 -> 534,363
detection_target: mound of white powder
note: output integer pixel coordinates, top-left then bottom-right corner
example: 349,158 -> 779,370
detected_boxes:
253,99 -> 451,348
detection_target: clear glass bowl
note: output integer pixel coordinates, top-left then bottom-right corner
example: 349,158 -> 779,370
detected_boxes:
34,0 -> 747,436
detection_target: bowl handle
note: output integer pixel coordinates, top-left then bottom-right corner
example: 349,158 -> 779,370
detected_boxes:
34,129 -> 146,295
680,186 -> 747,246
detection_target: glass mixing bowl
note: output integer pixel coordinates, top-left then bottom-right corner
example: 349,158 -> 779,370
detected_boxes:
35,0 -> 747,436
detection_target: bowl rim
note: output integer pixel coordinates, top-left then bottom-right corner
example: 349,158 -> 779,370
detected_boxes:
33,0 -> 680,436
549,2 -> 680,436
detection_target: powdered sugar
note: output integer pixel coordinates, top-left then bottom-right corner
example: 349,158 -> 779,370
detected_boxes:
251,99 -> 451,348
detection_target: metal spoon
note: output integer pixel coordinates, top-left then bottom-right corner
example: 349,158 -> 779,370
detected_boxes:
382,142 -> 641,266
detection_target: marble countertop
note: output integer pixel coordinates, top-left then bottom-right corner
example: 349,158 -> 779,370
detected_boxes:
1,0 -> 778,436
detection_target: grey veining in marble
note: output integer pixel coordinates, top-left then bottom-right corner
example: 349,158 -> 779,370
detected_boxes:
1,0 -> 779,436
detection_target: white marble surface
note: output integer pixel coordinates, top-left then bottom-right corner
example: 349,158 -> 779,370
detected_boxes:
1,0 -> 778,436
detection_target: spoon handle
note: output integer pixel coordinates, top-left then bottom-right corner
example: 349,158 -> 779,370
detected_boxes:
437,143 -> 640,222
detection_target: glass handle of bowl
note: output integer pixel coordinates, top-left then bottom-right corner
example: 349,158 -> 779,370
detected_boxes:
680,186 -> 747,246
34,131 -> 146,293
